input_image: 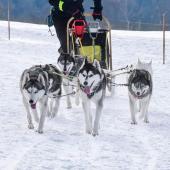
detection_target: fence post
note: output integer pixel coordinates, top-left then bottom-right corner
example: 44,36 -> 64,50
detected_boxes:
8,0 -> 11,40
138,21 -> 141,31
127,21 -> 130,30
162,13 -> 166,64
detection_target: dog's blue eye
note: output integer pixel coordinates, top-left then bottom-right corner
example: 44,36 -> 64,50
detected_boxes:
82,74 -> 86,77
89,74 -> 93,78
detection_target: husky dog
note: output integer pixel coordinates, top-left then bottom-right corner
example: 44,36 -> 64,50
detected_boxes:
20,64 -> 62,133
78,59 -> 106,136
128,59 -> 153,124
57,53 -> 84,108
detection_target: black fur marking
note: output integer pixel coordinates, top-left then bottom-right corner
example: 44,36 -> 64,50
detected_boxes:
79,60 -> 101,78
42,64 -> 62,95
24,80 -> 45,91
128,69 -> 152,99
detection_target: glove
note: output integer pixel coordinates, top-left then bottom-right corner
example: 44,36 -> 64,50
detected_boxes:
92,7 -> 102,21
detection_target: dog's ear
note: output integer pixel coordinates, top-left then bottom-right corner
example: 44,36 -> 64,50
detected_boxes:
25,72 -> 30,82
145,72 -> 149,80
22,71 -> 30,88
70,50 -> 75,57
93,59 -> 102,73
138,58 -> 142,65
57,54 -> 62,63
133,69 -> 138,77
149,59 -> 152,65
78,57 -> 86,72
85,57 -> 89,65
71,54 -> 76,64
38,74 -> 45,87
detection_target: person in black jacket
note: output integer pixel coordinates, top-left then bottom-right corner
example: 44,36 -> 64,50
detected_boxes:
48,0 -> 103,53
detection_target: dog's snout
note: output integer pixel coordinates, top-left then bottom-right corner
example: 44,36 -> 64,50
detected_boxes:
29,99 -> 34,104
137,92 -> 140,96
63,68 -> 67,75
63,66 -> 67,72
84,81 -> 88,86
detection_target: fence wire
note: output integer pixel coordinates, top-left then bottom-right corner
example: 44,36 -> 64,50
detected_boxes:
111,21 -> 170,31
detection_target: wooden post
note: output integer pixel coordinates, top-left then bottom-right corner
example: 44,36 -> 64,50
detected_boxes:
138,21 -> 141,31
127,21 -> 130,30
8,0 -> 11,40
163,13 -> 166,64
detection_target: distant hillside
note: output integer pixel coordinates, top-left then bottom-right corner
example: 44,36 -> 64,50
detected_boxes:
0,0 -> 170,30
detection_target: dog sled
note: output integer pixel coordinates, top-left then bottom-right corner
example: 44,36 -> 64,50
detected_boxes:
66,13 -> 112,71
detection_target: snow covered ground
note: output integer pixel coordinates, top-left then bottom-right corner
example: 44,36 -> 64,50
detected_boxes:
0,20 -> 170,170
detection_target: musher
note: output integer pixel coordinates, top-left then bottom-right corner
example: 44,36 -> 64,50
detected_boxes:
48,0 -> 103,53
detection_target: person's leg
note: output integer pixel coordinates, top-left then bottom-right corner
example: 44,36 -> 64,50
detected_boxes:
52,13 -> 69,53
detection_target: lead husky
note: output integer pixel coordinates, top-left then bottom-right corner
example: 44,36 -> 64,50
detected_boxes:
78,59 -> 106,136
20,64 -> 62,133
57,53 -> 84,108
128,59 -> 153,124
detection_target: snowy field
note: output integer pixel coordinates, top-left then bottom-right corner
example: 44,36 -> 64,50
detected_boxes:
0,20 -> 170,170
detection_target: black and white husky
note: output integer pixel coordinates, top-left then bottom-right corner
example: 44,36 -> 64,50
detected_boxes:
57,53 -> 84,108
78,59 -> 106,136
128,59 -> 153,124
20,64 -> 62,133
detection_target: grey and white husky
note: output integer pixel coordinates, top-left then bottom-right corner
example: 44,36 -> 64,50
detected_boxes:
78,59 -> 106,136
57,53 -> 84,108
20,64 -> 62,133
128,59 -> 153,124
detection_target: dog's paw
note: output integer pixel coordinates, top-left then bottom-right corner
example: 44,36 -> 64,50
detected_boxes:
67,105 -> 72,109
36,129 -> 43,134
46,111 -> 51,117
92,131 -> 99,137
144,119 -> 149,123
28,124 -> 34,129
131,121 -> 137,125
92,128 -> 99,136
86,129 -> 92,135
49,113 -> 56,119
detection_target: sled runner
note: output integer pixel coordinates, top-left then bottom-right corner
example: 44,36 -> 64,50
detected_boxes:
66,13 -> 113,71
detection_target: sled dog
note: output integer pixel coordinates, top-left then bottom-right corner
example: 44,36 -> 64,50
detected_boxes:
20,64 -> 62,133
57,53 -> 84,108
128,59 -> 153,124
78,59 -> 106,136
